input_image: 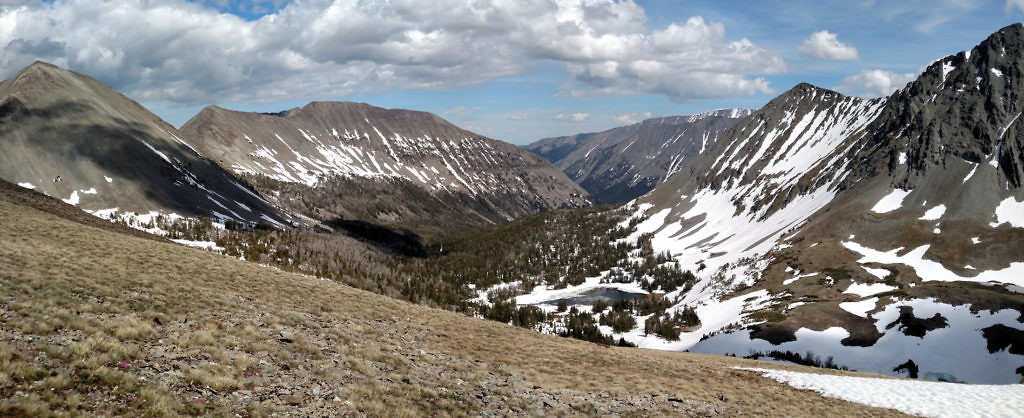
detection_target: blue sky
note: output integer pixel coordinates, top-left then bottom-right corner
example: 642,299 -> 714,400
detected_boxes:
2,1 -> 1023,144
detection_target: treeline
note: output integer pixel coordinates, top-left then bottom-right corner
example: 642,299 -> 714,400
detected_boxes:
141,204 -> 698,346
742,350 -> 849,370
416,206 -> 696,295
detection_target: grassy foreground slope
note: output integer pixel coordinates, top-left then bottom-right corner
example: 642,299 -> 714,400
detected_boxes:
0,188 -> 903,416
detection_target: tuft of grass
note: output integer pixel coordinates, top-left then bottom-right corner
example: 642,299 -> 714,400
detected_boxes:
185,362 -> 243,391
749,310 -> 787,323
107,314 -> 156,341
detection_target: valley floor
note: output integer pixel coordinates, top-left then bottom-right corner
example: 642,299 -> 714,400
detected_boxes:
0,185 -> 918,416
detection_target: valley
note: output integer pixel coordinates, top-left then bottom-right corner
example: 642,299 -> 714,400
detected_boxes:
1,9 -> 1024,417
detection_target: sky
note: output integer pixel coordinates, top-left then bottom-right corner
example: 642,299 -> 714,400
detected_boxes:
1,1 -> 1023,144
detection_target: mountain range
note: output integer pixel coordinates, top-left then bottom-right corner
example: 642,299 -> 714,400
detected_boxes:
575,23 -> 1024,384
0,21 -> 1022,397
180,102 -> 588,232
525,109 -> 750,203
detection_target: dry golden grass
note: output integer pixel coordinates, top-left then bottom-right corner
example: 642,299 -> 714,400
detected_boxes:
0,195 -> 909,416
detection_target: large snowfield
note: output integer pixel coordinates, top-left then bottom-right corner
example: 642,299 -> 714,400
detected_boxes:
695,298 -> 1024,384
739,367 -> 1024,417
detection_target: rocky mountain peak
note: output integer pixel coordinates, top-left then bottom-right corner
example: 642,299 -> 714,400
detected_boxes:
0,61 -> 289,225
846,22 -> 1024,190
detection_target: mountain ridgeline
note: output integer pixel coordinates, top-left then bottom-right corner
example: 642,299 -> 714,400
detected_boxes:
181,102 -> 589,232
0,62 -> 289,225
620,24 -> 1024,383
1,23 -> 1024,389
525,109 -> 750,203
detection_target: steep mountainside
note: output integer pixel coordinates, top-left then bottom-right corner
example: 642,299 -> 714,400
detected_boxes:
525,109 -> 750,203
500,25 -> 1024,384
181,102 -> 588,231
0,62 -> 288,225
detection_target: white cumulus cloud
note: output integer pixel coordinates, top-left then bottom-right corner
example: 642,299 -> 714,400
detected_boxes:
798,30 -> 859,60
0,0 -> 785,106
837,69 -> 917,98
612,111 -> 652,125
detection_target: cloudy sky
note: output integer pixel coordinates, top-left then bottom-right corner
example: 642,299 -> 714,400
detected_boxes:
2,0 -> 1023,144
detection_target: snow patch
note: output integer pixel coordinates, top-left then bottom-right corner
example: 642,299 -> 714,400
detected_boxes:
104,176 -> 113,183
17,182 -> 35,189
171,239 -> 224,251
142,141 -> 172,164
962,163 -> 978,184
697,298 -> 1024,383
624,290 -> 772,351
62,190 -> 79,205
871,189 -> 911,214
839,297 -> 878,318
919,204 -> 945,221
940,61 -> 954,84
738,367 -> 1024,418
991,196 -> 1024,228
784,271 -> 816,286
861,266 -> 890,280
844,282 -> 897,297
843,241 -> 1024,287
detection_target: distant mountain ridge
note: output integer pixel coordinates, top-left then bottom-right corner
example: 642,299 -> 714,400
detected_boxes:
181,101 -> 589,231
0,61 -> 288,225
525,109 -> 751,203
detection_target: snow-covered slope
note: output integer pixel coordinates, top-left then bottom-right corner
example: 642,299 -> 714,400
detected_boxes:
525,109 -> 750,203
652,25 -> 1024,383
182,102 -> 588,229
635,85 -> 884,282
0,62 -> 289,226
509,24 -> 1024,384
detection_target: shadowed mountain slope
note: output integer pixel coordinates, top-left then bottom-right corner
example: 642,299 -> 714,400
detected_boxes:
0,61 -> 287,225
